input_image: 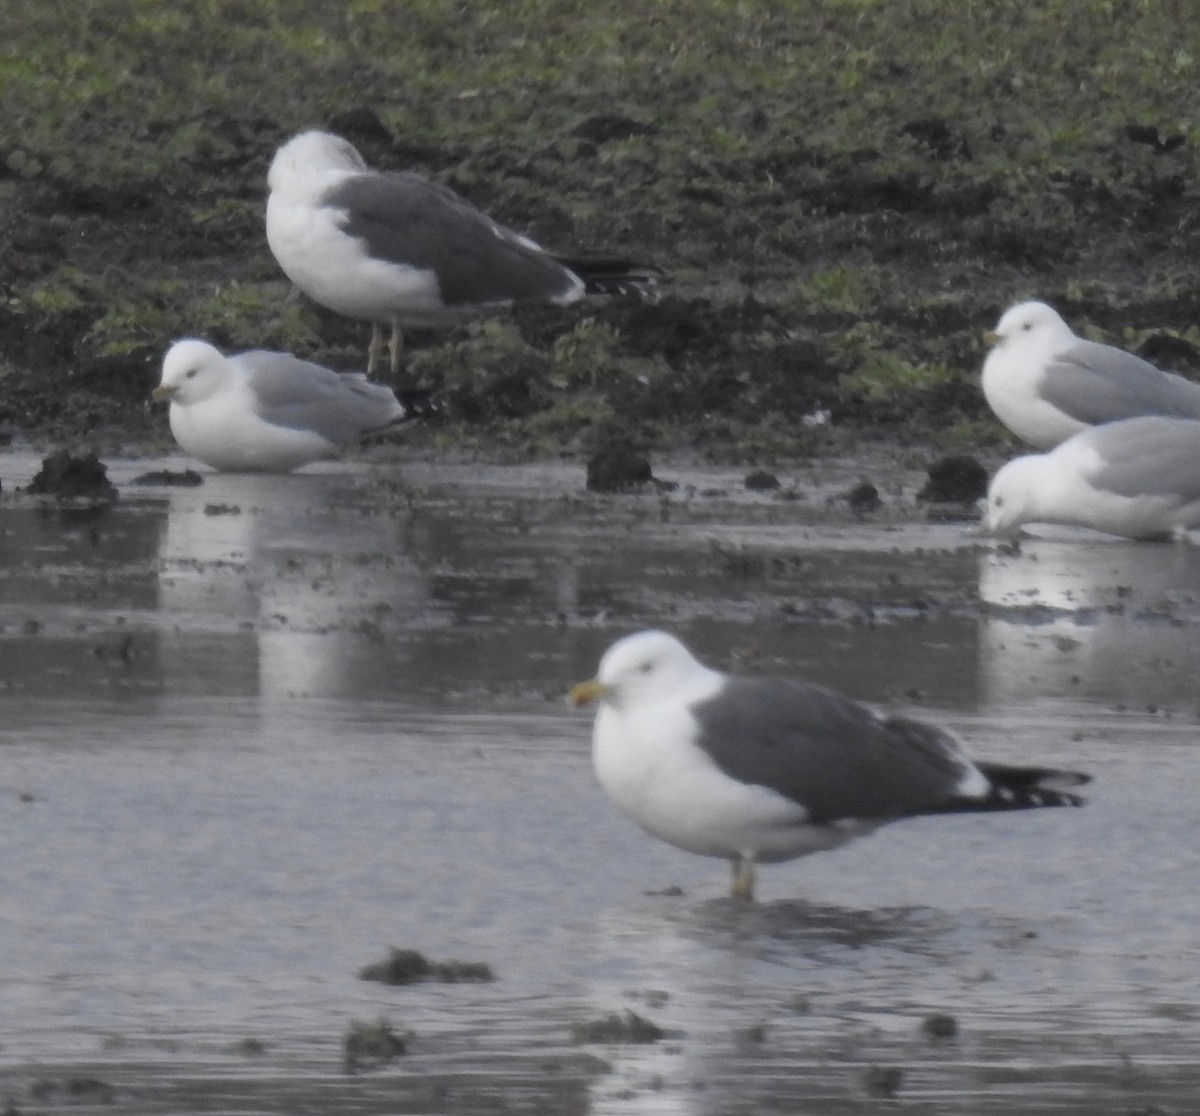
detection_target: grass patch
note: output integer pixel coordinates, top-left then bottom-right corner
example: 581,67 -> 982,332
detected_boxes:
3,0 -> 1199,447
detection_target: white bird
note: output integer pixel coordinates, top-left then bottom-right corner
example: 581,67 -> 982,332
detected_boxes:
985,415 -> 1200,540
266,130 -> 659,376
152,339 -> 406,473
981,300 -> 1200,449
569,630 -> 1088,901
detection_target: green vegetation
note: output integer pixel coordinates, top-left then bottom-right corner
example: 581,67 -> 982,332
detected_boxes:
2,0 -> 1198,450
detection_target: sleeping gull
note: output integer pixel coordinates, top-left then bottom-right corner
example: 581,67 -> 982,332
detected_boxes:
152,339 -> 406,473
986,415 -> 1200,540
569,630 -> 1089,901
981,300 -> 1200,448
266,130 -> 660,375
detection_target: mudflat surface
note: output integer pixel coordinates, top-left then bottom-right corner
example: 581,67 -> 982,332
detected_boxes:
2,450 -> 1199,1113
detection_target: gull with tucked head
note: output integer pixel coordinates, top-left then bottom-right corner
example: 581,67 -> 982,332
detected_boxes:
153,339 -> 406,473
981,300 -> 1200,449
266,129 -> 660,376
986,415 -> 1200,541
570,630 -> 1089,901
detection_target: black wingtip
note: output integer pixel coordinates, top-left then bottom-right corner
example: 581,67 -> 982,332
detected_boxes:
358,389 -> 444,440
975,762 -> 1091,810
988,785 -> 1088,809
393,388 -> 441,419
925,762 -> 1091,815
554,255 -> 665,298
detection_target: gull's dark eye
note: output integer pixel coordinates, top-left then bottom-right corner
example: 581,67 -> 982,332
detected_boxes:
638,660 -> 654,673
994,495 -> 1004,508
185,368 -> 198,379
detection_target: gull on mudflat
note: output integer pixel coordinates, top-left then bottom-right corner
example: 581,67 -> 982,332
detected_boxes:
266,130 -> 661,376
569,630 -> 1089,901
986,415 -> 1200,541
981,300 -> 1200,449
152,339 -> 406,473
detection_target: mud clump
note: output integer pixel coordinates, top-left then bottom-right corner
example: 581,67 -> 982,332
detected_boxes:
130,468 -> 204,486
25,450 -> 118,503
917,454 -> 988,522
843,480 -> 882,514
744,469 -> 780,491
921,1012 -> 959,1040
571,1010 -> 666,1045
585,441 -> 655,492
358,947 -> 495,985
30,1076 -> 116,1104
862,1065 -> 904,1098
570,113 -> 658,144
342,1017 -> 408,1074
917,455 -> 989,504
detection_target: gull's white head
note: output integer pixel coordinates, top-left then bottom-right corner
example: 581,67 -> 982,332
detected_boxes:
570,630 -> 712,711
984,455 -> 1044,535
984,300 -> 1076,359
154,339 -> 229,406
267,130 -> 369,195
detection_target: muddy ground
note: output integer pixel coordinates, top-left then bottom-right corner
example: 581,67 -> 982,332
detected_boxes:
4,2 -> 1200,456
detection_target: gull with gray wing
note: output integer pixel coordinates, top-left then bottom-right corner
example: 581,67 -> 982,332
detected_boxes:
153,339 -> 406,473
570,630 -> 1089,901
982,300 -> 1200,449
986,415 -> 1200,540
266,130 -> 660,375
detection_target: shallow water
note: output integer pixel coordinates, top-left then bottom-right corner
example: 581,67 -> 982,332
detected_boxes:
2,450 -> 1200,1113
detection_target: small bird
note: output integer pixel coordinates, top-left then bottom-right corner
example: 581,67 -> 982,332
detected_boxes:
981,300 -> 1200,449
152,339 -> 406,473
985,415 -> 1200,540
266,130 -> 660,376
569,630 -> 1089,901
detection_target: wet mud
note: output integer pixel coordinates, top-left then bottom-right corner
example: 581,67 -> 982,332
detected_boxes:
3,449 -> 1200,1113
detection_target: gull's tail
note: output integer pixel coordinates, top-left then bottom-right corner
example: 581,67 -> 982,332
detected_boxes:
555,256 -> 664,298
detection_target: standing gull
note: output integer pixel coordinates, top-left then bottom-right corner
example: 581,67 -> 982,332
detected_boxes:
266,130 -> 660,376
569,630 -> 1088,901
152,339 -> 406,473
986,415 -> 1200,540
981,300 -> 1200,449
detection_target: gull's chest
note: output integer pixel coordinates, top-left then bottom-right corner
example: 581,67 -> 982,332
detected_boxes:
267,198 -> 349,276
592,702 -> 713,809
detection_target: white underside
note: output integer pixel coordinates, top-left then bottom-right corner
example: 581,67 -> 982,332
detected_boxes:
1036,440 -> 1200,537
169,382 -> 335,473
592,692 -> 883,865
267,195 -> 448,325
982,361 -> 1087,449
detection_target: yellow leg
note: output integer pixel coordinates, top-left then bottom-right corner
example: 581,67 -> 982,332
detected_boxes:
730,856 -> 756,902
367,323 -> 387,376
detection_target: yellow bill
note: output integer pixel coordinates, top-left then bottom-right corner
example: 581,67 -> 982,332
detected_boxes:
567,679 -> 608,708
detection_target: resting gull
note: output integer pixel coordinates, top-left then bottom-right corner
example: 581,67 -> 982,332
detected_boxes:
152,339 -> 406,473
266,130 -> 660,375
981,300 -> 1200,449
569,630 -> 1089,901
986,415 -> 1200,540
